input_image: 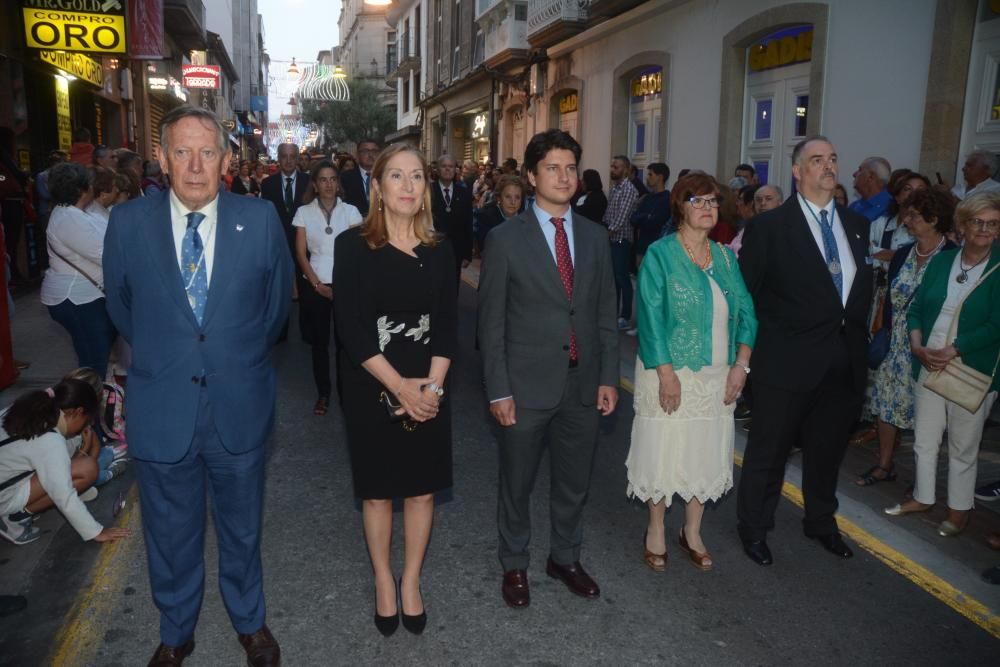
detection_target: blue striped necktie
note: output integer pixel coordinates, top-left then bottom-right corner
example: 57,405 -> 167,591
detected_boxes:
182,212 -> 208,324
819,209 -> 843,299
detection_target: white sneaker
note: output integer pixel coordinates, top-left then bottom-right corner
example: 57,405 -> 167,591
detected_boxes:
79,487 -> 98,502
625,327 -> 638,336
0,514 -> 41,545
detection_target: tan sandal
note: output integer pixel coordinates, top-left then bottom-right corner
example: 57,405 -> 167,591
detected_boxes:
643,530 -> 667,572
313,397 -> 329,416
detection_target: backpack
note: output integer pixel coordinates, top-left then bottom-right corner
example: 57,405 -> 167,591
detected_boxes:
100,379 -> 126,442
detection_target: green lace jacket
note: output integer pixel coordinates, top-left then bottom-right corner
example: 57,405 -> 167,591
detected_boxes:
636,234 -> 757,371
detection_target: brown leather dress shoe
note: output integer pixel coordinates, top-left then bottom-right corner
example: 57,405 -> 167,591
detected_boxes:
147,640 -> 194,667
502,569 -> 530,608
238,625 -> 281,667
545,558 -> 600,598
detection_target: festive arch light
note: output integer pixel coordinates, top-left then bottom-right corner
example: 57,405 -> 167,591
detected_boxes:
297,63 -> 350,102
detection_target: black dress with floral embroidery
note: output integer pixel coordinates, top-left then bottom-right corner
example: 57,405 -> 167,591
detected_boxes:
333,226 -> 457,499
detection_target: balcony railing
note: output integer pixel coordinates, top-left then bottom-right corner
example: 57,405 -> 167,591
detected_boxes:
526,0 -> 589,49
479,0 -> 529,68
164,0 -> 207,51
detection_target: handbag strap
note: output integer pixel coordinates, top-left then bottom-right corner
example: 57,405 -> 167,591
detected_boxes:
0,435 -> 31,493
47,243 -> 104,292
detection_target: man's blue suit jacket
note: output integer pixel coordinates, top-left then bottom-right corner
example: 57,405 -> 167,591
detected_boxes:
103,190 -> 293,464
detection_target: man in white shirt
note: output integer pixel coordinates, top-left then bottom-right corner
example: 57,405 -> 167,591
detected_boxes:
952,149 -> 1000,200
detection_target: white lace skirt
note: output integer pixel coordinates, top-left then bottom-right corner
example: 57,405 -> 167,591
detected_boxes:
625,357 -> 735,506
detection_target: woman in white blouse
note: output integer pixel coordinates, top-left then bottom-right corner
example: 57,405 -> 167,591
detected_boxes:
40,162 -> 116,378
294,160 -> 363,415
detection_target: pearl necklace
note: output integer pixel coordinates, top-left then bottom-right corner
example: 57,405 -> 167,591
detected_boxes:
913,236 -> 945,258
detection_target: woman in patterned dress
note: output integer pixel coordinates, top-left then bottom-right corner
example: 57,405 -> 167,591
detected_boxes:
858,188 -> 955,486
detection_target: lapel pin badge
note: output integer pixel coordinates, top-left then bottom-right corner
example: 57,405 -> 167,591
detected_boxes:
236,224 -> 245,232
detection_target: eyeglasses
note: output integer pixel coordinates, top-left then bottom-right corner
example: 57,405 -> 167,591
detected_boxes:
968,218 -> 1000,232
687,196 -> 721,209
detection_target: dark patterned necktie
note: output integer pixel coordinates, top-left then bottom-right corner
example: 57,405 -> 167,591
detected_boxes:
444,185 -> 452,208
550,217 -> 577,362
182,212 -> 208,324
284,176 -> 293,212
819,209 -> 843,299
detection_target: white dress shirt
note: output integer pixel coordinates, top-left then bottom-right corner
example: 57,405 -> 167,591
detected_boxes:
292,198 -> 363,282
951,177 -> 1000,200
532,201 -> 576,265
438,180 -> 455,206
868,214 -> 914,271
85,199 -> 111,222
170,190 -> 219,287
797,194 -> 857,306
40,205 -> 107,306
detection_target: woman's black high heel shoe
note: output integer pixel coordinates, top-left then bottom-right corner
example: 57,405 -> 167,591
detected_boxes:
374,579 -> 399,637
399,576 -> 427,635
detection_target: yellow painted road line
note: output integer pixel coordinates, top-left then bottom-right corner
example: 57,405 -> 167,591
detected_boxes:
621,377 -> 1000,640
48,483 -> 141,667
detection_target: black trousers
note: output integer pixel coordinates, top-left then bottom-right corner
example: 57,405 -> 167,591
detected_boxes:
736,336 -> 861,541
300,284 -> 336,399
496,368 -> 600,571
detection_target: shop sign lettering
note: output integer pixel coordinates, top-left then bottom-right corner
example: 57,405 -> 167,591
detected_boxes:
182,65 -> 221,90
21,4 -> 127,54
748,29 -> 812,73
55,74 -> 72,151
559,93 -> 578,114
630,71 -> 662,99
39,50 -> 104,86
471,113 -> 488,139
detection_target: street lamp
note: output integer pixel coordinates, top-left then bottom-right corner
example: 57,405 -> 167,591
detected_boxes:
333,65 -> 347,79
287,58 -> 299,76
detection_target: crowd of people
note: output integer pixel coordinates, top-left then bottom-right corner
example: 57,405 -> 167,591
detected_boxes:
0,105 -> 998,665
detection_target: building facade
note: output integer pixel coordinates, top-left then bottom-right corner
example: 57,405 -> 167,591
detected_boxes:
426,0 -> 985,192
337,0 -> 398,112
386,0 -> 427,147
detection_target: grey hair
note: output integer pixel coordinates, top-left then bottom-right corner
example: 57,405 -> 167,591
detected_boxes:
967,149 -> 998,174
159,105 -> 228,155
728,176 -> 749,190
437,154 -> 457,166
758,183 -> 784,200
791,135 -> 832,166
860,157 -> 891,184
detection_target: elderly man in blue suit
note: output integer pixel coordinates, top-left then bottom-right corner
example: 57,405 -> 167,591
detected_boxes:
104,106 -> 292,667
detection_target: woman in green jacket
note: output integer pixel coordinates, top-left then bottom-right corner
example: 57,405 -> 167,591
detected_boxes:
885,191 -> 1000,536
626,173 -> 757,572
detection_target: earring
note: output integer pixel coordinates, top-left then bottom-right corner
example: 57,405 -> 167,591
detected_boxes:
378,197 -> 384,212
421,200 -> 425,212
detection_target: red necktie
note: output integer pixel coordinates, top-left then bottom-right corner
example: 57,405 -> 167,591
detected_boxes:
550,217 -> 578,363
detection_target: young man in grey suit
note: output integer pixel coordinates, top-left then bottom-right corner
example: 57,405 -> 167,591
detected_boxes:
478,129 -> 619,608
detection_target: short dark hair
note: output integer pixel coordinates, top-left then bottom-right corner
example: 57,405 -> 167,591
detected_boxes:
738,184 -> 759,205
503,157 -> 518,170
117,150 -> 142,171
90,166 -> 116,195
647,162 -> 670,181
791,135 -> 832,167
2,379 -> 98,440
92,145 -> 112,164
357,138 -> 381,149
309,159 -> 338,183
612,155 -> 631,168
49,161 -> 92,206
523,129 -> 582,174
735,163 -> 755,175
73,127 -> 91,143
670,173 -> 721,224
902,187 -> 956,235
581,169 -> 603,193
887,170 -> 931,217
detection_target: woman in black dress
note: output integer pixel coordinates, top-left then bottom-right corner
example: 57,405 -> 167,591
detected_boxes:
476,174 -> 524,252
230,159 -> 260,196
334,144 -> 456,637
572,168 -> 608,224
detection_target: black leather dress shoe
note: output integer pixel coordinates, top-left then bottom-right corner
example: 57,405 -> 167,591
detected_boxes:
742,539 -> 773,566
811,533 -> 854,559
147,640 -> 194,667
502,569 -> 530,608
545,558 -> 600,598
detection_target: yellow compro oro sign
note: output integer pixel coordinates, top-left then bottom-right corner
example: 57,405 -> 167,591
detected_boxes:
22,7 -> 127,54
55,75 -> 72,151
39,50 -> 104,87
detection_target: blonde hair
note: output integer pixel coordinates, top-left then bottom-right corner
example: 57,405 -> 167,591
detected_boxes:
63,367 -> 103,396
956,191 -> 1000,228
361,144 -> 439,249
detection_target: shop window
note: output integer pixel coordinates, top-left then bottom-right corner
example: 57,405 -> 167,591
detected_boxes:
753,160 -> 769,186
794,95 -> 808,137
754,99 -> 772,141
515,4 -> 526,20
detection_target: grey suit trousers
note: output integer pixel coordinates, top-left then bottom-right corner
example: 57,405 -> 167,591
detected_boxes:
497,368 -> 600,571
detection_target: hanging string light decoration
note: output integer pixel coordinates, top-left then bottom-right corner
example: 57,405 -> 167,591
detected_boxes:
296,63 -> 350,102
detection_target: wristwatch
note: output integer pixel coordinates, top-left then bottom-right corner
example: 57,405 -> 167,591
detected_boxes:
734,361 -> 751,375
426,382 -> 444,397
